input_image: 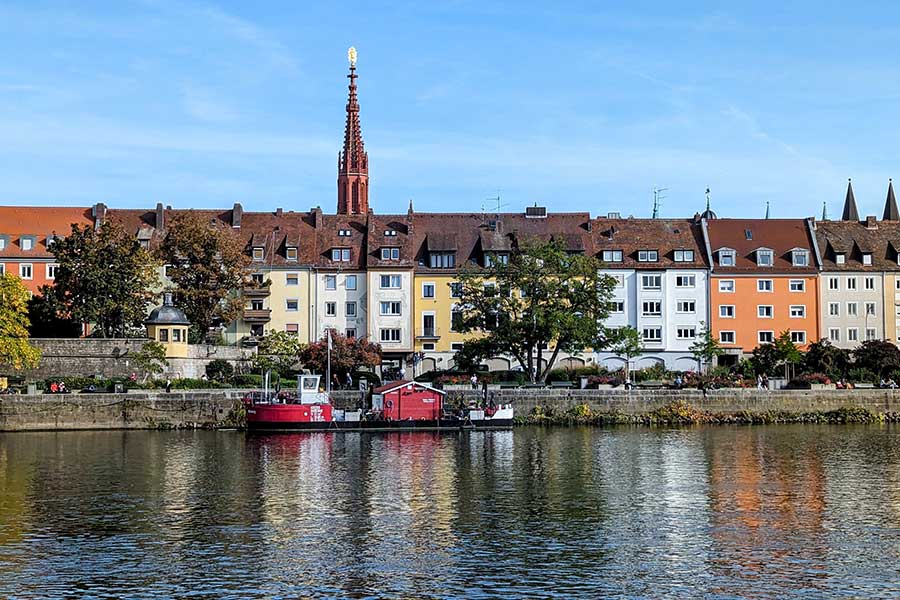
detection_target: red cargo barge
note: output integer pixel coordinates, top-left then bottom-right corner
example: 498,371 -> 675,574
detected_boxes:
243,376 -> 514,432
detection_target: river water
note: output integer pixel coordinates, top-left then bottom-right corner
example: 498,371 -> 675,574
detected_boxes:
1,426 -> 899,599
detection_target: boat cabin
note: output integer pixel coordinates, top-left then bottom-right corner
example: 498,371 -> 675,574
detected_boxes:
372,380 -> 444,421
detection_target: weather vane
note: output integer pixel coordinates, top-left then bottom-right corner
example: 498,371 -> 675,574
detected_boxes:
348,46 -> 357,67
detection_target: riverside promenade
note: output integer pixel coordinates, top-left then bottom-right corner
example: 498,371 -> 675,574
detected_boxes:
3,388 -> 900,431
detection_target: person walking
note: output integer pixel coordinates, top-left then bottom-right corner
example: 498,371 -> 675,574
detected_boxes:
165,378 -> 172,393
346,372 -> 353,390
470,374 -> 478,389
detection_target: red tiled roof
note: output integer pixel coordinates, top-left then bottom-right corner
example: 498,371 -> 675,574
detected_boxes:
815,219 -> 900,272
591,218 -> 708,269
705,218 -> 818,274
0,206 -> 94,259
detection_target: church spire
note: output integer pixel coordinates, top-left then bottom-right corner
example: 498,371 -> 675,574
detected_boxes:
337,46 -> 369,215
841,178 -> 859,221
822,201 -> 829,221
884,179 -> 899,221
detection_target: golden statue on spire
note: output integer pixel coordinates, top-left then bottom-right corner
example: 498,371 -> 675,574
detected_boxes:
348,46 -> 357,67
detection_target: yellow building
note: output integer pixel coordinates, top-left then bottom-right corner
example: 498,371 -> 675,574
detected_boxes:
413,273 -> 471,373
145,293 -> 190,359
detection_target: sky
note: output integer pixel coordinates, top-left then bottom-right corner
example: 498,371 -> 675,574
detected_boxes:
1,1 -> 899,219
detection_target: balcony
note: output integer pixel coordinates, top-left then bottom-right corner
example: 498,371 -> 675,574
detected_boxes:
243,282 -> 271,298
243,309 -> 272,323
416,327 -> 441,340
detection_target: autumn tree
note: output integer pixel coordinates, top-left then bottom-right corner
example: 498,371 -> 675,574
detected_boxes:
0,273 -> 42,371
252,330 -> 304,376
159,212 -> 250,343
454,240 -> 616,383
44,222 -> 159,338
298,333 -> 382,380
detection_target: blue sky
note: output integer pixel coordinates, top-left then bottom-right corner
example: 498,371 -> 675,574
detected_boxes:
1,1 -> 899,218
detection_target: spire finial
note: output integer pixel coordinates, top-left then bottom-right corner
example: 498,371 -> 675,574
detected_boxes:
705,187 -> 711,211
348,46 -> 357,67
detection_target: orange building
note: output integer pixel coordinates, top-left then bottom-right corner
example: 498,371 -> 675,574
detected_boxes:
704,218 -> 820,364
0,206 -> 94,295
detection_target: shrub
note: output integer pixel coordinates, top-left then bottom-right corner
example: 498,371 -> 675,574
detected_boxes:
232,373 -> 263,387
205,359 -> 234,382
847,367 -> 877,384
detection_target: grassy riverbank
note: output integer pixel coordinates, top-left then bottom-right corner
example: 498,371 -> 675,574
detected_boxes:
514,400 -> 900,426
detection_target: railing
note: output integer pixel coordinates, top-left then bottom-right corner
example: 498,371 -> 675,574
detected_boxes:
243,309 -> 272,323
243,282 -> 272,298
416,327 -> 441,340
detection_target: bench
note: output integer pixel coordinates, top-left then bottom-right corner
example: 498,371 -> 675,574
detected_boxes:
637,380 -> 668,390
550,381 -> 574,389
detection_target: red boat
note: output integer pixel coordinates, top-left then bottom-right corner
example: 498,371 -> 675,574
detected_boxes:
243,375 -> 514,432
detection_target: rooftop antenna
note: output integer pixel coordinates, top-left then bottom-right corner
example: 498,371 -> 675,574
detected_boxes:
765,201 -> 770,219
652,187 -> 668,219
483,191 -> 508,214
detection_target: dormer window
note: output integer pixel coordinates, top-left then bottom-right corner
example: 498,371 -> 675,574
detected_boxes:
638,250 -> 658,262
20,236 -> 34,251
756,249 -> 774,267
331,248 -> 351,262
485,252 -> 509,267
862,253 -> 873,266
602,250 -> 623,262
381,247 -> 400,260
384,229 -> 398,237
792,249 -> 809,267
139,240 -> 150,250
0,235 -> 8,251
338,229 -> 352,237
252,247 -> 264,261
286,247 -> 298,261
718,248 -> 736,267
673,249 -> 694,262
47,234 -> 59,247
429,252 -> 455,268
835,253 -> 846,265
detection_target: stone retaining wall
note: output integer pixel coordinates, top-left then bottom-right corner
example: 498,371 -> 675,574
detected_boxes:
4,388 -> 900,432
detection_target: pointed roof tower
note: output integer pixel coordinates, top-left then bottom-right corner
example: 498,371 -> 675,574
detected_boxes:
700,187 -> 717,219
884,179 -> 899,221
842,179 -> 860,221
822,201 -> 829,221
337,46 -> 369,215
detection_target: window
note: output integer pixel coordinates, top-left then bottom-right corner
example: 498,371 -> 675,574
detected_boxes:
0,237 -> 6,250
848,328 -> 859,342
792,250 -> 809,267
865,277 -> 876,290
450,282 -> 462,298
641,274 -> 662,289
610,274 -> 625,287
829,302 -> 840,317
791,331 -> 806,344
19,264 -> 32,279
422,283 -> 435,298
642,327 -> 662,342
485,253 -> 509,267
346,328 -> 357,339
602,250 -> 623,262
757,249 -> 774,267
380,274 -> 402,289
250,299 -> 264,311
847,302 -> 858,317
172,328 -> 182,343
866,302 -> 876,315
719,305 -> 735,318
286,273 -> 299,286
380,328 -> 401,342
757,279 -> 773,292
758,331 -> 774,344
139,240 -> 149,250
789,280 -> 805,292
285,324 -> 299,337
677,327 -> 696,339
285,299 -> 299,312
380,301 -> 402,316
674,249 -> 694,262
609,300 -> 625,313
638,250 -> 658,262
829,328 -> 840,342
676,300 -> 696,313
252,247 -> 264,261
384,229 -> 398,237
286,247 -> 298,261
422,342 -> 435,350
758,305 -> 774,318
345,275 -> 357,290
20,237 -> 33,251
719,249 -> 736,266
0,264 -> 4,275
251,273 -> 265,285
790,305 -> 806,318
332,248 -> 351,262
338,229 -> 352,237
325,302 -> 337,316
159,329 -> 168,342
642,301 -> 662,316
835,253 -> 846,265
381,247 -> 400,260
676,275 -> 696,288
829,277 -> 839,290
719,280 -> 735,293
325,275 -> 336,290
46,264 -> 59,279
346,302 -> 357,317
719,331 -> 735,344
451,342 -> 464,351
847,277 -> 857,291
867,327 -> 878,341
429,252 -> 455,268
863,253 -> 873,266
451,309 -> 464,331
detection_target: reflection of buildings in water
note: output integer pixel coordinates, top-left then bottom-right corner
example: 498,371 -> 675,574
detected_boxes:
0,443 -> 31,546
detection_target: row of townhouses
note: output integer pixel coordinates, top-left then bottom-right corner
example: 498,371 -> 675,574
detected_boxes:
3,56 -> 900,376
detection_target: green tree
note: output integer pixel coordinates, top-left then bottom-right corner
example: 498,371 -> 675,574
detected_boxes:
205,359 -> 234,382
607,326 -> 643,383
773,330 -> 803,379
750,343 -> 781,376
159,212 -> 250,343
853,340 -> 900,378
26,294 -> 81,338
454,240 -> 616,383
802,339 -> 849,380
45,222 -> 159,338
132,341 -> 169,381
253,330 -> 304,376
689,322 -> 723,373
0,273 -> 42,371
298,333 -> 382,381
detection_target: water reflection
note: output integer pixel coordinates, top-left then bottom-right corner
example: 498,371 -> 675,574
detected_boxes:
1,426 -> 899,598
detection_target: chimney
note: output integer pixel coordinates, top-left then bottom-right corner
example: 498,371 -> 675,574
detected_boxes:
92,203 -> 107,230
155,202 -> 165,230
866,215 -> 878,229
311,207 -> 323,228
232,203 -> 243,229
276,207 -> 283,217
